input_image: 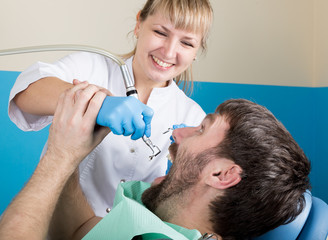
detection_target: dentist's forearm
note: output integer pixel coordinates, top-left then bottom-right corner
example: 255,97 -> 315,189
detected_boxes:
14,77 -> 73,116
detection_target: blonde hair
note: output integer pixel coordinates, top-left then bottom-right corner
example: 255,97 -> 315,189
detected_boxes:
122,0 -> 213,95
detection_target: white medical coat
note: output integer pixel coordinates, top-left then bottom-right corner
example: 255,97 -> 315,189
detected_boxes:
8,52 -> 206,217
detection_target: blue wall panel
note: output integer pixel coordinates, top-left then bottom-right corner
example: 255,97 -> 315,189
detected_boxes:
312,88 -> 328,202
0,71 -> 49,214
0,70 -> 327,215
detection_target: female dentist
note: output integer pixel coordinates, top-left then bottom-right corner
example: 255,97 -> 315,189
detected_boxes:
8,0 -> 213,217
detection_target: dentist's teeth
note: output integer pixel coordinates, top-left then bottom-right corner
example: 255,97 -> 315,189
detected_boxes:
152,56 -> 173,68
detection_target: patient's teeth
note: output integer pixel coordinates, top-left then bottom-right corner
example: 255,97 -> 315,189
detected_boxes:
167,154 -> 173,163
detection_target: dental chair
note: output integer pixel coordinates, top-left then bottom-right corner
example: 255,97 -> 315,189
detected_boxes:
254,191 -> 328,240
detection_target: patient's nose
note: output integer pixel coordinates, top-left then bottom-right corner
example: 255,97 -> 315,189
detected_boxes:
172,127 -> 196,144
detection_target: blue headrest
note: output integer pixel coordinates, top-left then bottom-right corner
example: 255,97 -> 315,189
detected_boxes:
297,196 -> 328,240
254,191 -> 312,240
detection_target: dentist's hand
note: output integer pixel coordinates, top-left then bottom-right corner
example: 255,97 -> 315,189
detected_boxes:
96,96 -> 154,140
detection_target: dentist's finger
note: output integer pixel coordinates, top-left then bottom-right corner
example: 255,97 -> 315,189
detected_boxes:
107,118 -> 124,135
122,120 -> 135,136
142,107 -> 154,137
131,116 -> 145,140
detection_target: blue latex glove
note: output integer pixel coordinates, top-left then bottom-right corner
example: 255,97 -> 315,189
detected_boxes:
96,96 -> 154,140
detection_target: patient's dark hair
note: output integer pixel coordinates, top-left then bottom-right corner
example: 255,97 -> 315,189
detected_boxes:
208,99 -> 311,240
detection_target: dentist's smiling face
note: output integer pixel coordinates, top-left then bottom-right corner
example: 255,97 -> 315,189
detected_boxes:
133,11 -> 202,86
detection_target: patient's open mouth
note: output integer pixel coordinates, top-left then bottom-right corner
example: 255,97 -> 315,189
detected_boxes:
167,153 -> 173,163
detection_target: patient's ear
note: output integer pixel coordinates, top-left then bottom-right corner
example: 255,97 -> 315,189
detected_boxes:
204,159 -> 242,190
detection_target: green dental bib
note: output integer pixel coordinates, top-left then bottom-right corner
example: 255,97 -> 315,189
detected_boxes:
83,181 -> 202,240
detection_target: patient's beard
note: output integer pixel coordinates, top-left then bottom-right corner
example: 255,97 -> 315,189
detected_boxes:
142,146 -> 210,217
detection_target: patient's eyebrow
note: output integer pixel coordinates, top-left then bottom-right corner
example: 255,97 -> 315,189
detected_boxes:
203,113 -> 217,125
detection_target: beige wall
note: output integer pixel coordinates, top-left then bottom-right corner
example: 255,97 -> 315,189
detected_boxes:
314,0 -> 328,86
0,0 -> 144,68
0,0 -> 326,87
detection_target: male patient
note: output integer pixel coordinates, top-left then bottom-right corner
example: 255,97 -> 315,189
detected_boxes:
0,82 -> 311,240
